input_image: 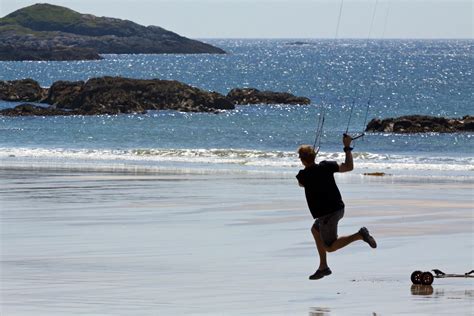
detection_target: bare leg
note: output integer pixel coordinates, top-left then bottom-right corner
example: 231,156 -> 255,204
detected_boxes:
325,232 -> 363,253
311,226 -> 328,269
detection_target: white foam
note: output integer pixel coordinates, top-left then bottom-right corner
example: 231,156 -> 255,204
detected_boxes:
1,147 -> 472,176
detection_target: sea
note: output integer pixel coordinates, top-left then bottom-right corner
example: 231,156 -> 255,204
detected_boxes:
1,39 -> 473,179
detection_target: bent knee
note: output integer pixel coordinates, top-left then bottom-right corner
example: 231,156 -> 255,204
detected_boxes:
324,244 -> 337,252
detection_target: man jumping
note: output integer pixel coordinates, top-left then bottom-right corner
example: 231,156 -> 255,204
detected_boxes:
296,134 -> 377,280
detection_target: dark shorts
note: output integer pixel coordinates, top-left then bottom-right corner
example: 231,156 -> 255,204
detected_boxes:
313,208 -> 345,247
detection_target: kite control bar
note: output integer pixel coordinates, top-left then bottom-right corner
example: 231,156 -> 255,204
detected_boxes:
351,133 -> 365,140
343,132 -> 365,141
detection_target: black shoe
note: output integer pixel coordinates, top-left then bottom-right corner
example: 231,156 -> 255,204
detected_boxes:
309,268 -> 332,280
359,227 -> 377,248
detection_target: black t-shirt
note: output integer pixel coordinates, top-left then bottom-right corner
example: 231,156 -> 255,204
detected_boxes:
296,160 -> 345,218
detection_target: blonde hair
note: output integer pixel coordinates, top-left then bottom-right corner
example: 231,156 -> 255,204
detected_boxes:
298,145 -> 316,164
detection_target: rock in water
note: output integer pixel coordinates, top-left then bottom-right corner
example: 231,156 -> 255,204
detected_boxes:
366,115 -> 474,133
48,77 -> 234,114
0,104 -> 78,116
0,79 -> 46,101
0,77 -> 235,115
0,78 -> 319,116
44,80 -> 85,109
227,88 -> 311,105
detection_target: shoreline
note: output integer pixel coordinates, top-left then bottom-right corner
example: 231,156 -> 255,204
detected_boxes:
1,158 -> 473,183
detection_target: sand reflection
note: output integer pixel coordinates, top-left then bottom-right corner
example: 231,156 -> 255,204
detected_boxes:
410,285 -> 473,300
309,307 -> 330,316
410,284 -> 434,295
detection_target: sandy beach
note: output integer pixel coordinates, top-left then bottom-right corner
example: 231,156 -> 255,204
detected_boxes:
0,167 -> 472,315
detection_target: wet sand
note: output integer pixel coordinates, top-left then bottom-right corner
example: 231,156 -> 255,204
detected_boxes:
0,168 -> 473,315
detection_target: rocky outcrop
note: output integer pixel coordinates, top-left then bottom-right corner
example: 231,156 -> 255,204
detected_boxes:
0,103 -> 80,116
45,77 -> 234,114
0,77 -> 234,115
0,4 -> 225,61
0,78 -> 314,116
227,88 -> 311,105
44,80 -> 85,108
366,115 -> 474,133
0,79 -> 47,101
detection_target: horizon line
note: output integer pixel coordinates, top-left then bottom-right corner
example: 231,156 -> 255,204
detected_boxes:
195,37 -> 474,40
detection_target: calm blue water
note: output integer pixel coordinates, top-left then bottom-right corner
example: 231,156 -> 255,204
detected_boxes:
0,39 -> 473,176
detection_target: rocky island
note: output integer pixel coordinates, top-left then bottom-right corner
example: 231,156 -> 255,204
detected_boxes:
365,115 -> 474,133
227,88 -> 311,105
0,77 -> 234,114
0,3 -> 225,61
0,77 -> 312,115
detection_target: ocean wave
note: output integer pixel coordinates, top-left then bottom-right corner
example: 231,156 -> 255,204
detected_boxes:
0,147 -> 472,173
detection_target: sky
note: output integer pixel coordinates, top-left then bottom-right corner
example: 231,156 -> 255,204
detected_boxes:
1,0 -> 472,39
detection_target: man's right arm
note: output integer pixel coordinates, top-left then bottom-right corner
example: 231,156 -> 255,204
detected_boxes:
339,149 -> 353,173
338,134 -> 354,173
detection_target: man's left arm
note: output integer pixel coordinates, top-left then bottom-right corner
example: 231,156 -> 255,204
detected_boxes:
296,171 -> 305,187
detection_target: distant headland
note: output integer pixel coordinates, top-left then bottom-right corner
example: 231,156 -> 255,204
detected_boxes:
0,3 -> 225,61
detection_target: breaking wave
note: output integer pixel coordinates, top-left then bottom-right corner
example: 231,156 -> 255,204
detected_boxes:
1,147 -> 472,175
